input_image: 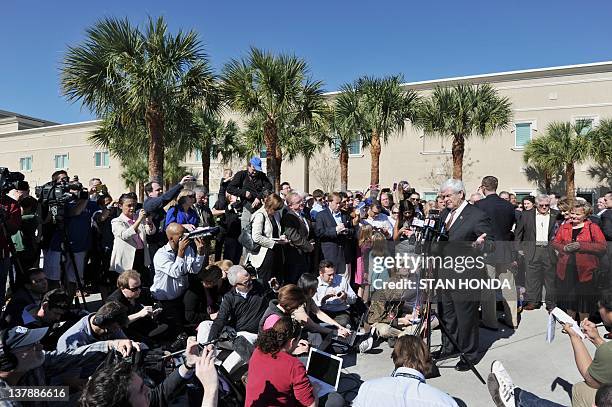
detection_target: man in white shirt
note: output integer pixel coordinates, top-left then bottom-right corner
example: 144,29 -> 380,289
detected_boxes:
313,260 -> 357,327
365,201 -> 394,239
151,222 -> 207,328
353,335 -> 458,407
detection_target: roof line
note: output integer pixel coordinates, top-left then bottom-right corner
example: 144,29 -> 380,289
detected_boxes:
0,119 -> 101,137
324,60 -> 612,95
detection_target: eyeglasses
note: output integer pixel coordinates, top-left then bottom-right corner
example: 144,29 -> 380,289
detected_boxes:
538,204 -> 550,208
126,285 -> 141,292
392,211 -> 400,215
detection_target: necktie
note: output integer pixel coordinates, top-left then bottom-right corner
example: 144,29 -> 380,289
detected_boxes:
445,210 -> 456,231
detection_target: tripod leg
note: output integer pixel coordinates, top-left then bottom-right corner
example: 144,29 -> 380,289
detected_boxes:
433,311 -> 486,385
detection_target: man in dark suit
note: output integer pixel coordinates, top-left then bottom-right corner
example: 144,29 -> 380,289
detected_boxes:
599,192 -> 612,291
281,192 -> 314,284
475,176 -> 518,329
514,194 -> 559,310
227,156 -> 273,230
315,192 -> 354,279
435,179 -> 494,371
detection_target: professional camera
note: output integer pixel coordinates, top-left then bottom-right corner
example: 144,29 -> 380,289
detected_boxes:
0,167 -> 25,194
35,180 -> 88,224
182,226 -> 221,240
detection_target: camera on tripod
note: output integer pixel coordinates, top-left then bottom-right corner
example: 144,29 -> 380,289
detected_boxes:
35,179 -> 88,224
0,167 -> 26,223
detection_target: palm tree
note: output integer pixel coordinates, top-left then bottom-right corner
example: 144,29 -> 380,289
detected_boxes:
61,16 -> 217,183
221,47 -> 326,191
589,119 -> 612,168
331,83 -> 363,191
525,122 -> 591,205
177,111 -> 242,189
416,83 -> 512,180
523,135 -> 563,194
353,76 -> 419,187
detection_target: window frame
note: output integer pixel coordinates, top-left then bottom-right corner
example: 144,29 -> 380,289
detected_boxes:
571,115 -> 599,136
19,156 -> 33,172
94,151 -> 110,168
54,153 -> 69,170
512,120 -> 536,150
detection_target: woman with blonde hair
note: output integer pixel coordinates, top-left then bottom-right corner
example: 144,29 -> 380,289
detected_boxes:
165,189 -> 199,231
553,201 -> 606,320
246,193 -> 288,286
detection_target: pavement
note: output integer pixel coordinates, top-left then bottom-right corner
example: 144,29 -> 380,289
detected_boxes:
340,307 -> 602,406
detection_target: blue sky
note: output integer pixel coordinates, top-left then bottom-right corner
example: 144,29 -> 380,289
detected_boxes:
3,0 -> 612,124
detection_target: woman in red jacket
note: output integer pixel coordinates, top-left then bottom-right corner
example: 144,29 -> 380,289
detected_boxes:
553,201 -> 606,321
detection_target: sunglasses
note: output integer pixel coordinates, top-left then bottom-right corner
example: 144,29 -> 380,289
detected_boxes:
538,204 -> 550,207
126,285 -> 141,292
392,211 -> 400,214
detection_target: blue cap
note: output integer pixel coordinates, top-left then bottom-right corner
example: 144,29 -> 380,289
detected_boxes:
249,156 -> 262,171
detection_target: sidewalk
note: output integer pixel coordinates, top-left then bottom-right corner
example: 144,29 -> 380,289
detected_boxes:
344,308 -> 598,406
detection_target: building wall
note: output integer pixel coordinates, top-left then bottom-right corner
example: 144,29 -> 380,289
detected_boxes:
1,63 -> 611,201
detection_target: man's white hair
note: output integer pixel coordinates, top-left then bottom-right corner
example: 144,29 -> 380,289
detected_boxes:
227,265 -> 248,286
439,179 -> 465,194
535,194 -> 550,203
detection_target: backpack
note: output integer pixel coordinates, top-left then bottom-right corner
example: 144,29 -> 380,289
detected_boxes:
238,212 -> 264,254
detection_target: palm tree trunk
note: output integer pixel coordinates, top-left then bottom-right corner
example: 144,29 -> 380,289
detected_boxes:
264,118 -> 278,192
566,163 -> 575,206
201,142 -> 211,190
451,134 -> 465,180
544,173 -> 552,195
275,144 -> 282,193
128,183 -> 136,193
370,131 -> 381,187
340,143 -> 349,192
138,181 -> 144,202
146,105 -> 164,183
303,155 -> 310,193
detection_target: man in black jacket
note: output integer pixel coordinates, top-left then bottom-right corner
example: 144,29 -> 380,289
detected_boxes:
315,192 -> 355,279
435,179 -> 494,371
599,191 -> 612,290
514,194 -> 559,310
475,176 -> 518,329
281,192 -> 314,284
226,157 -> 273,229
142,175 -> 194,284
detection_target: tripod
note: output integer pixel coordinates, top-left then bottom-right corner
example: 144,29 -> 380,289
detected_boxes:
415,236 -> 486,385
56,222 -> 88,311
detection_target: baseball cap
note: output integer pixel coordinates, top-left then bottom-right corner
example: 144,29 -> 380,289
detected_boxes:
5,326 -> 48,349
249,156 -> 262,171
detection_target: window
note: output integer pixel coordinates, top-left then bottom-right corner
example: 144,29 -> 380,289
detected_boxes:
260,147 -> 267,159
423,192 -> 438,201
19,156 -> 32,172
94,151 -> 110,168
332,136 -> 362,157
514,122 -> 533,148
194,150 -> 202,162
575,118 -> 594,136
54,154 -> 69,170
421,135 -> 450,154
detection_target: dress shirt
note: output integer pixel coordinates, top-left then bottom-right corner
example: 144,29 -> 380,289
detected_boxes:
313,274 -> 357,313
332,210 -> 343,226
353,367 -> 459,407
151,243 -> 207,300
310,202 -> 324,220
123,215 -> 145,249
535,211 -> 551,243
444,200 -> 468,230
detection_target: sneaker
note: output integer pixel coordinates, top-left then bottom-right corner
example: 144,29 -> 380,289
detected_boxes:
487,360 -> 515,407
358,335 -> 373,353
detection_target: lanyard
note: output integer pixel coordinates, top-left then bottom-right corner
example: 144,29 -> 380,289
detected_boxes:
391,371 -> 425,384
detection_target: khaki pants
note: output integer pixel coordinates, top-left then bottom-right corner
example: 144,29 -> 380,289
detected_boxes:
571,381 -> 597,407
481,263 -> 518,328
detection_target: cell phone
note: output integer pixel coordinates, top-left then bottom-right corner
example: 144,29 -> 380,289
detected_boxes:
336,291 -> 344,297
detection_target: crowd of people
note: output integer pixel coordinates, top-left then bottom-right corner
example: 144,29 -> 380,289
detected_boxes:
0,154 -> 611,407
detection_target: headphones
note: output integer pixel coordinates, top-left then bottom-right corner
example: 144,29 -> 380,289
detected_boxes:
0,329 -> 18,372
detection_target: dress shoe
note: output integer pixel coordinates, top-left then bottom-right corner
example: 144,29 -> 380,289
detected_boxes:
432,349 -> 459,360
455,360 -> 472,372
522,303 -> 541,311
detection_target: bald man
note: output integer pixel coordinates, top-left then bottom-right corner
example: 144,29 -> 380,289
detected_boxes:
151,222 -> 208,329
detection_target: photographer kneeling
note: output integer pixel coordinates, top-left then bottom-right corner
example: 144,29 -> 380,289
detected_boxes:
80,337 -> 219,407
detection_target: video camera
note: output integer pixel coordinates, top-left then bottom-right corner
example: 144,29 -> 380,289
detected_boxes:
181,226 -> 221,241
0,167 -> 25,194
35,179 -> 88,224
